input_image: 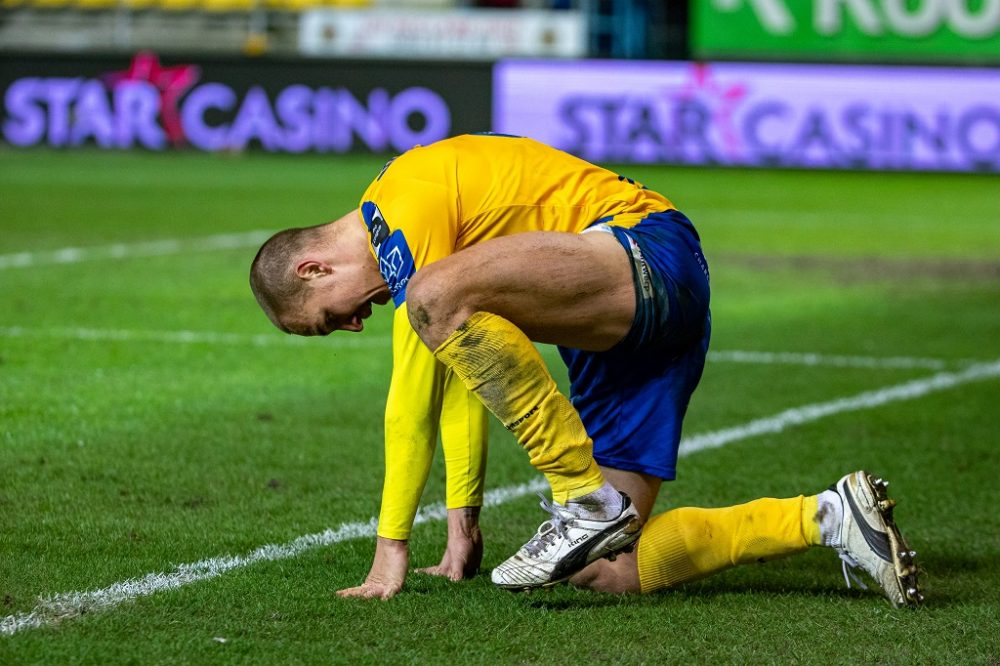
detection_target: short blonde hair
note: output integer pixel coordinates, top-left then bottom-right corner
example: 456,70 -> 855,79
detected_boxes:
249,224 -> 327,326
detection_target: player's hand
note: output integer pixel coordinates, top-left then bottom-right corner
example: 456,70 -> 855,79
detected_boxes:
337,536 -> 409,600
414,507 -> 483,581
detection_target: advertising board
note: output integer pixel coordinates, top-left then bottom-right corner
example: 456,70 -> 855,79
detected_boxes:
692,0 -> 1000,64
494,59 -> 1000,172
1,53 -> 492,153
300,9 -> 586,60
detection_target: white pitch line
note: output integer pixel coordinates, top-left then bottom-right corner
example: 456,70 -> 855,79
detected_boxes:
3,358 -> 999,637
707,350 -> 950,371
0,326 -> 971,370
0,326 -> 391,350
680,359 -> 1000,456
0,231 -> 273,270
0,478 -> 546,637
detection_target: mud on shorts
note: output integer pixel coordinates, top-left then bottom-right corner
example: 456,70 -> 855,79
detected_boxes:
558,209 -> 711,480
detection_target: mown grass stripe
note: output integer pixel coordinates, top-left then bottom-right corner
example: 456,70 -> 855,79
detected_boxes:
4,360 -> 998,637
0,326 -> 972,369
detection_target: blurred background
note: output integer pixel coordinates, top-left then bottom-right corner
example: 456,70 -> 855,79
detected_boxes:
1,0 -> 999,168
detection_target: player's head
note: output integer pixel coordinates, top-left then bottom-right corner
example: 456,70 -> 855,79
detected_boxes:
249,211 -> 389,336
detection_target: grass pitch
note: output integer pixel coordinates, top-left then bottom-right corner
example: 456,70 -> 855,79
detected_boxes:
1,148 -> 999,664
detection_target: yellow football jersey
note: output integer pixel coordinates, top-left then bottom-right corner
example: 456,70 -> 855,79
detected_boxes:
357,134 -> 676,540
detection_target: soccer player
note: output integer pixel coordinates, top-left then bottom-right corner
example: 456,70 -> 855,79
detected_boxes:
249,134 -> 921,606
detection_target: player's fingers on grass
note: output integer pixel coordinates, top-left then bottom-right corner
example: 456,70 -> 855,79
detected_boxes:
336,585 -> 376,599
337,582 -> 401,600
413,564 -> 463,580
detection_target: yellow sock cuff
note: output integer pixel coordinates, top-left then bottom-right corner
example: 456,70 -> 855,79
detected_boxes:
638,510 -> 700,593
801,494 -> 822,546
550,461 -> 605,505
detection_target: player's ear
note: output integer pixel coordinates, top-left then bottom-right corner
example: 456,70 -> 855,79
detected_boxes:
295,259 -> 334,280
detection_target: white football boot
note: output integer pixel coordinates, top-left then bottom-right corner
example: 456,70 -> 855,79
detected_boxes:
491,492 -> 642,591
833,470 -> 923,608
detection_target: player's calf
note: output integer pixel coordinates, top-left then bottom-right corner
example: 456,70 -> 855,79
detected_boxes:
569,551 -> 642,594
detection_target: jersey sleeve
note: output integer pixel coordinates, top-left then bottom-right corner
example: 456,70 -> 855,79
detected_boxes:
377,303 -> 444,540
440,370 -> 489,510
360,179 -> 458,306
366,175 -> 486,539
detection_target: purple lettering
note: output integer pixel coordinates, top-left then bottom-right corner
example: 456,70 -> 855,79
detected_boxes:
71,80 -> 114,148
597,99 -> 623,161
229,86 -> 281,151
312,87 -> 341,152
957,106 -> 1000,170
557,97 -> 591,156
276,85 -> 313,153
900,111 -> 950,167
842,104 -> 874,167
620,102 -> 666,164
42,78 -> 81,147
115,81 -> 165,149
180,83 -> 236,151
672,100 -> 717,164
342,89 -> 386,152
388,87 -> 449,152
3,78 -> 46,146
791,109 -> 841,167
743,101 -> 787,164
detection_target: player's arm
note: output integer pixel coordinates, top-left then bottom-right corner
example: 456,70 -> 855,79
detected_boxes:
441,371 -> 489,512
339,177 -> 474,599
337,303 -> 445,599
414,372 -> 489,580
379,303 -> 445,540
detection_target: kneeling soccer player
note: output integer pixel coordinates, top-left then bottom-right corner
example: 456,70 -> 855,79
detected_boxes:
249,133 -> 922,606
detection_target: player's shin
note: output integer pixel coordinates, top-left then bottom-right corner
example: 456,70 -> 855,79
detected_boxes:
637,496 -> 817,593
433,311 -> 605,504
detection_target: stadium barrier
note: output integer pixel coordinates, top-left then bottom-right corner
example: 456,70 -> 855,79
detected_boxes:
690,0 -> 1000,66
0,0 -> 369,11
3,52 -> 999,173
0,53 -> 492,153
494,59 -> 1000,173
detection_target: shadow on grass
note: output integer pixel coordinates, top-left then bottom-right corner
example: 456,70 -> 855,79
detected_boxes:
520,582 -> 872,612
515,552 -> 997,611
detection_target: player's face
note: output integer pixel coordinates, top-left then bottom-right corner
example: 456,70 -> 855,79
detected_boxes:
282,265 -> 389,336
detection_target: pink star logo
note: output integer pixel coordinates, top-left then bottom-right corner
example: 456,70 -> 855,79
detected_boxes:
667,62 -> 747,156
104,52 -> 200,146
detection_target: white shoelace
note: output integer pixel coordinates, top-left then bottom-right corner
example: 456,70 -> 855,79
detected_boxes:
838,551 -> 870,591
523,494 -> 574,557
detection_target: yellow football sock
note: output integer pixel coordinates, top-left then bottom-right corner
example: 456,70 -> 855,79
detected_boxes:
434,311 -> 605,504
638,496 -> 819,593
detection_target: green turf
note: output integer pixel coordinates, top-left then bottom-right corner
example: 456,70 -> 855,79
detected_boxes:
1,147 -> 998,664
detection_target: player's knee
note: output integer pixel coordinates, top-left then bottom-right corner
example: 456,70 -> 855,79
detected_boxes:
406,267 -> 466,342
405,272 -> 436,337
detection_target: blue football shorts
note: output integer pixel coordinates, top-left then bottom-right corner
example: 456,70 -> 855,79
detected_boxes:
558,209 -> 711,480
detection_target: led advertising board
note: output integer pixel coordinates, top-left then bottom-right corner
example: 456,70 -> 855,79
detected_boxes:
691,0 -> 1000,64
1,53 -> 492,153
494,59 -> 1000,172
